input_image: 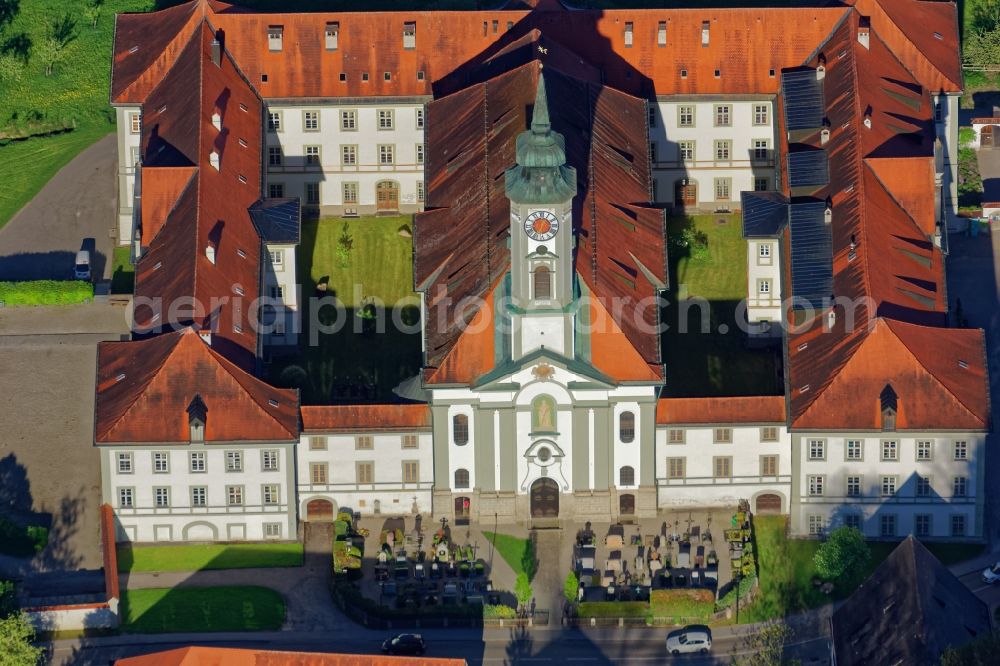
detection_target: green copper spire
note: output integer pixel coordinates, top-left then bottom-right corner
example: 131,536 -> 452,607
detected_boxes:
505,72 -> 577,204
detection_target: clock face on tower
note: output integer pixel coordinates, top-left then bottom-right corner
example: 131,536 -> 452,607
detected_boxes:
523,211 -> 560,241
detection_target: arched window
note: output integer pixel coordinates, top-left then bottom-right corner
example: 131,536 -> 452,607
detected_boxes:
533,265 -> 551,300
619,411 -> 635,443
453,414 -> 469,446
619,466 -> 635,486
532,395 -> 556,432
454,468 -> 470,489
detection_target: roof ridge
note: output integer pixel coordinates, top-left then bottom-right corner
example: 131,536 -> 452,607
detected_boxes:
197,333 -> 299,438
883,318 -> 986,424
849,29 -> 876,314
99,333 -> 185,440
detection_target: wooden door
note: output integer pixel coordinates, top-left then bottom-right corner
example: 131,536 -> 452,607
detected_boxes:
376,181 -> 399,212
306,498 -> 334,522
530,478 -> 559,518
755,494 -> 782,515
675,180 -> 697,207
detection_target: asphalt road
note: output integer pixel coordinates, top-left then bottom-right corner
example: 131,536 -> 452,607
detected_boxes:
48,627 -> 831,665
0,132 -> 117,282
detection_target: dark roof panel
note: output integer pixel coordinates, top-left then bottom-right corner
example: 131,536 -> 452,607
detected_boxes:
787,149 -> 830,189
741,191 -> 789,238
250,198 -> 301,244
781,67 -> 825,131
788,200 -> 833,307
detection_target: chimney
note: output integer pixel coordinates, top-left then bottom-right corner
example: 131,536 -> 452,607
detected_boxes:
858,16 -> 870,50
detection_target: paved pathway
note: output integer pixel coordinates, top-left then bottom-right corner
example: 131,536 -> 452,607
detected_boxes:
0,132 -> 117,281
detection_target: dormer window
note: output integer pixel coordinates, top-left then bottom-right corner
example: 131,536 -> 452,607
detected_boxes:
209,151 -> 220,171
657,21 -> 667,47
880,384 -> 898,431
325,22 -> 339,50
267,25 -> 283,52
211,112 -> 221,131
624,22 -> 633,48
188,395 -> 207,442
701,20 -> 710,46
205,245 -> 216,264
403,22 -> 416,49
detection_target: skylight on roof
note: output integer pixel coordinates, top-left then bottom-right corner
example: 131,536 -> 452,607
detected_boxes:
959,359 -> 969,369
128,45 -> 139,54
933,32 -> 943,41
116,373 -> 126,382
268,399 -> 279,407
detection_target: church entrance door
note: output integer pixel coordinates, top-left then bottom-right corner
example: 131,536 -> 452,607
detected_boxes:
530,478 -> 559,518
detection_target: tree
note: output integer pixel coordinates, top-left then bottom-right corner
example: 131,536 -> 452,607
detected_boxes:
563,571 -> 579,605
0,613 -> 42,666
813,526 -> 869,589
83,0 -> 104,29
514,572 -> 533,611
0,580 -> 16,619
0,0 -> 19,34
730,621 -> 793,666
38,13 -> 76,76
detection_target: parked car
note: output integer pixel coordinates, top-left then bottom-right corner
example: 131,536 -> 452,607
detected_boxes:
666,625 -> 712,655
982,562 -> 1000,583
74,250 -> 91,281
381,633 -> 426,656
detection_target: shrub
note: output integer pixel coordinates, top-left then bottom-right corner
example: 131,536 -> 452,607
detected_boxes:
482,604 -> 516,619
333,520 -> 349,539
814,526 -> 870,589
650,588 -> 715,620
0,280 -> 92,306
959,126 -> 977,149
0,580 -> 17,619
577,601 -> 649,618
336,510 -> 354,525
715,571 -> 757,611
515,572 -> 533,609
0,518 -> 46,557
564,571 -> 579,605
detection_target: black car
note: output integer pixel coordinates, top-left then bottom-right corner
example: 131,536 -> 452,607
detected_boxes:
381,633 -> 426,656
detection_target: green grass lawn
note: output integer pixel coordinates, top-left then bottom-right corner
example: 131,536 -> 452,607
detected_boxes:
483,531 -> 537,581
0,279 -> 93,305
111,245 -> 134,293
268,215 -> 422,404
117,543 -> 303,572
661,214 -> 781,397
120,586 -> 285,633
0,0 -> 152,230
743,516 -> 986,623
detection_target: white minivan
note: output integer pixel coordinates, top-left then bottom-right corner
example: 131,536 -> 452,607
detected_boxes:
666,625 -> 712,655
74,250 -> 91,281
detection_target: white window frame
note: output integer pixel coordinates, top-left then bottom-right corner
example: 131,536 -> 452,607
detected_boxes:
152,452 -> 169,474
808,439 -> 826,461
189,451 -> 206,473
117,452 -> 134,474
225,450 -> 243,473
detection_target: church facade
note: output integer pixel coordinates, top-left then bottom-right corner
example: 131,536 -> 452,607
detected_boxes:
97,0 -> 989,544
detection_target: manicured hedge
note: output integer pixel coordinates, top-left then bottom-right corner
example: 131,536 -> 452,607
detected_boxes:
0,280 -> 92,306
715,572 -> 757,611
482,604 -> 517,619
650,588 -> 715,620
577,601 -> 650,619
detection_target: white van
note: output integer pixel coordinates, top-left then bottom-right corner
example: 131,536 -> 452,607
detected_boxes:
74,250 -> 91,281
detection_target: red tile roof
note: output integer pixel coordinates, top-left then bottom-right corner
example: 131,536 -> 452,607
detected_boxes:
114,2 -> 855,103
656,396 -> 786,425
132,21 -> 265,369
792,319 -> 989,430
95,328 -> 299,443
116,647 -> 465,666
783,15 -> 986,431
417,61 -> 665,385
301,404 -> 431,432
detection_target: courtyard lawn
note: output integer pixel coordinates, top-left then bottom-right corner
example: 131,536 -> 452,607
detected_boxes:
483,531 -> 537,581
117,543 -> 303,572
111,245 -> 134,294
120,586 -> 285,633
661,214 -> 781,397
0,0 -> 152,230
268,215 -> 422,404
742,516 -> 986,622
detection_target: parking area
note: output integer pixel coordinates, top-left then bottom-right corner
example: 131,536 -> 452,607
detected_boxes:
0,302 -> 130,573
0,133 -> 118,282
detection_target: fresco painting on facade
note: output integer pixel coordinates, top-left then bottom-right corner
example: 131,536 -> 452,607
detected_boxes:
99,0 -> 985,549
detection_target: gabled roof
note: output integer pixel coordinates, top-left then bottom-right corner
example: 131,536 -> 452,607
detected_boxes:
95,329 -> 299,444
793,319 -> 988,430
415,60 -> 665,385
782,15 -> 984,430
831,536 -> 991,666
301,404 -> 431,432
115,646 -> 465,666
656,397 -> 786,425
132,21 -> 265,369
